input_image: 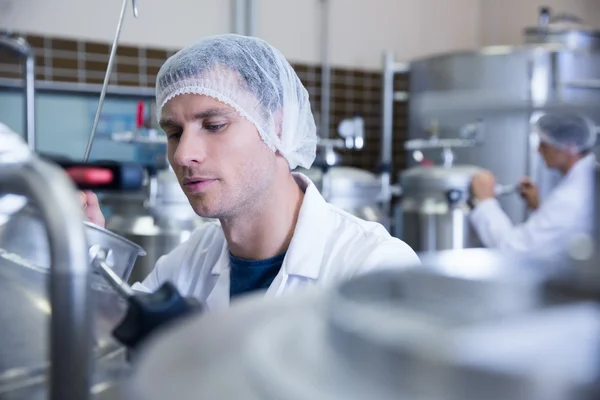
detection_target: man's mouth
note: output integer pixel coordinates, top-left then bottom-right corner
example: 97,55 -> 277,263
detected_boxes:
182,177 -> 217,193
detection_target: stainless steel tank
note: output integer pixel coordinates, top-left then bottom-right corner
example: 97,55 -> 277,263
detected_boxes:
0,251 -> 131,399
104,167 -> 207,284
396,165 -> 484,252
0,130 -> 144,399
127,248 -> 600,400
408,14 -> 600,225
525,8 -> 600,51
296,165 -> 387,226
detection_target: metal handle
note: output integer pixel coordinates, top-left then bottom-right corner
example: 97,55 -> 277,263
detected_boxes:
83,0 -> 140,162
91,247 -> 135,299
494,183 -> 518,197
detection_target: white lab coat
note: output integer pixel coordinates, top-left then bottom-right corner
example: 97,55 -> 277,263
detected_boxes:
133,173 -> 421,310
469,154 -> 596,260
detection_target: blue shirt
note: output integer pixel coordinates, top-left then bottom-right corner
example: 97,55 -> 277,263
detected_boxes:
229,252 -> 286,298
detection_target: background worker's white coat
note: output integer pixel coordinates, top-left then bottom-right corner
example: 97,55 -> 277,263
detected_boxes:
132,174 -> 421,310
469,154 -> 596,260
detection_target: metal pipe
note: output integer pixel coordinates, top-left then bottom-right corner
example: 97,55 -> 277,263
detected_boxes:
0,133 -> 93,399
380,51 -> 396,230
594,163 -> 600,259
232,0 -> 246,34
24,49 -> 35,149
93,251 -> 136,299
381,51 -> 395,170
563,79 -> 600,90
245,0 -> 257,36
0,34 -> 36,151
84,0 -> 138,162
404,137 -> 479,151
319,0 -> 331,139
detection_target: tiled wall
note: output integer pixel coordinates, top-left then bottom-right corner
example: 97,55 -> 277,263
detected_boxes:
0,33 -> 409,177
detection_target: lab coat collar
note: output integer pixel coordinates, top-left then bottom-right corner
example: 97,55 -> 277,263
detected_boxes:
280,173 -> 330,280
209,172 -> 329,281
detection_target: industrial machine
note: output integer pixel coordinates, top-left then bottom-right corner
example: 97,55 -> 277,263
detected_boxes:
394,121 -> 517,251
403,8 -> 600,226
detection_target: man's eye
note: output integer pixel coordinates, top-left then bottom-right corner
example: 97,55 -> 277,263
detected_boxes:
204,123 -> 226,132
166,130 -> 182,140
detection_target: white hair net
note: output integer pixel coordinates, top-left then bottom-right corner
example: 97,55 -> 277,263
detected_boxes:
155,34 -> 317,170
536,112 -> 597,153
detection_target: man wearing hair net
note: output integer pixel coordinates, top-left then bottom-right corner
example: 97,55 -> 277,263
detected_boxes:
82,34 -> 420,309
469,112 -> 597,260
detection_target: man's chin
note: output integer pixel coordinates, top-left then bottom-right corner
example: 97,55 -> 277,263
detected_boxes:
189,201 -> 220,219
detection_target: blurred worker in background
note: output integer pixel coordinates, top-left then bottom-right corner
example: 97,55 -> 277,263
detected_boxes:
469,112 -> 597,260
81,34 -> 420,310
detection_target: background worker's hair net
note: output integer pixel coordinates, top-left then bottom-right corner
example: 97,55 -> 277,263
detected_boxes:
155,34 -> 318,170
536,112 -> 597,153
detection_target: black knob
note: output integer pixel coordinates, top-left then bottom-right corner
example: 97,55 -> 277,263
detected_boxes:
112,282 -> 203,350
446,189 -> 462,205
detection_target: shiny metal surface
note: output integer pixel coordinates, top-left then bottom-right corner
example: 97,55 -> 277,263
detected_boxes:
396,165 -> 485,251
0,131 -> 94,399
408,44 -> 600,225
0,253 -> 127,394
380,51 -> 411,229
0,205 -> 146,281
319,0 -> 331,140
298,166 -> 387,225
129,249 -> 600,400
524,11 -> 600,51
2,348 -> 131,399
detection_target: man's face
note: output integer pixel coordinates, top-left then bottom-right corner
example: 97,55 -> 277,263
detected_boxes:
538,140 -> 569,170
159,94 -> 277,219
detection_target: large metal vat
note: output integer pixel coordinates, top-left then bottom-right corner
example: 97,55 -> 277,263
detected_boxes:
297,165 -> 387,226
397,165 -> 484,251
127,248 -> 600,400
525,9 -> 600,51
0,251 -> 130,399
407,16 -> 600,225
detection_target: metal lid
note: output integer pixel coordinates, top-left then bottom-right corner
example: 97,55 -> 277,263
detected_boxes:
129,250 -> 599,400
524,14 -> 600,50
400,165 -> 484,195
